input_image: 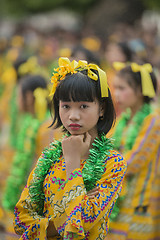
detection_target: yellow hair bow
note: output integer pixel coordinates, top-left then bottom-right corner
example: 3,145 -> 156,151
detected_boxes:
34,88 -> 48,121
131,63 -> 155,98
50,57 -> 109,98
18,57 -> 40,76
113,62 -> 156,98
112,62 -> 126,71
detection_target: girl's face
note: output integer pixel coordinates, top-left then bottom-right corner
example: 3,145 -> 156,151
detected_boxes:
113,74 -> 142,111
17,85 -> 34,114
105,43 -> 127,65
59,100 -> 103,137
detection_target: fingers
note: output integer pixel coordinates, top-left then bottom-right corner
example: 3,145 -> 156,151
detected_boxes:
87,186 -> 99,199
63,134 -> 82,143
68,132 -> 91,142
68,133 -> 91,145
88,195 -> 95,199
87,186 -> 99,194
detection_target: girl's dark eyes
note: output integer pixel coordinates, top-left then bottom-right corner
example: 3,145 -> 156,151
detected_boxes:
62,105 -> 69,109
114,86 -> 125,90
61,104 -> 88,109
80,104 -> 88,109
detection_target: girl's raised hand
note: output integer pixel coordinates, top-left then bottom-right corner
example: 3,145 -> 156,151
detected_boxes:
62,132 -> 91,178
62,132 -> 91,159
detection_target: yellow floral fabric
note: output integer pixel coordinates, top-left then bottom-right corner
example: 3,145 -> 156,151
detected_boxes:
13,149 -> 126,239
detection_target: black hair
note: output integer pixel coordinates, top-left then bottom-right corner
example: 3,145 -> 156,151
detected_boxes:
13,56 -> 28,81
117,42 -> 133,62
117,65 -> 157,103
19,74 -> 47,99
50,70 -> 116,135
71,44 -> 100,65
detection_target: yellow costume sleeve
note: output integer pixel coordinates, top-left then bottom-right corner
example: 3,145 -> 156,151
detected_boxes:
13,168 -> 51,240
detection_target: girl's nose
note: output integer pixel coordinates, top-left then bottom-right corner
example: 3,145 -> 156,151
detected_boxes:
69,109 -> 80,121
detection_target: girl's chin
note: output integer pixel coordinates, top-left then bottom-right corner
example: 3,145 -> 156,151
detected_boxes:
69,130 -> 86,136
70,132 -> 86,136
118,104 -> 127,111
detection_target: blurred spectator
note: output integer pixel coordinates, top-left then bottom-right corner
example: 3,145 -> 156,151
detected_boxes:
108,62 -> 160,240
71,44 -> 100,65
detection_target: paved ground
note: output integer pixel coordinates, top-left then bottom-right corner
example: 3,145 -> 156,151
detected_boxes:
0,231 -> 19,240
0,232 -> 7,240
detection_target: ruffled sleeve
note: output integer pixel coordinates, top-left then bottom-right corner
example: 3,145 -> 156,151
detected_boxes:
51,151 -> 127,239
13,169 -> 51,240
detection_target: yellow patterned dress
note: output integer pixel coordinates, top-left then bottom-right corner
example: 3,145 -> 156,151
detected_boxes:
13,147 -> 126,240
109,112 -> 160,240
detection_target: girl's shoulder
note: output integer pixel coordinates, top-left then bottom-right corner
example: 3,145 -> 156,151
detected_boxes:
45,137 -> 63,150
145,110 -> 160,121
100,149 -> 127,179
107,149 -> 125,162
142,111 -> 160,130
35,139 -> 63,166
105,149 -> 126,169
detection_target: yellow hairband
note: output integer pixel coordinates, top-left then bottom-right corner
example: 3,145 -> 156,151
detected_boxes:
113,62 -> 156,98
18,57 -> 40,76
34,88 -> 48,121
50,57 -> 109,98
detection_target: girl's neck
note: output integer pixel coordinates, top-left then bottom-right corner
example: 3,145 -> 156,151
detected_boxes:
26,105 -> 36,118
130,101 -> 144,120
89,128 -> 99,143
83,129 -> 99,159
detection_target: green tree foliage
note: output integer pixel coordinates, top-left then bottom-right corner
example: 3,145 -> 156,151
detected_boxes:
0,0 -> 98,17
143,0 -> 160,9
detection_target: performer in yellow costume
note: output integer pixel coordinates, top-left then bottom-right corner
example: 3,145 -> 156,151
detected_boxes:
13,57 -> 127,239
108,62 -> 160,240
2,74 -> 62,239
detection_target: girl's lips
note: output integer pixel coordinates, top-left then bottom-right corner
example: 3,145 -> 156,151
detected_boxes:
69,124 -> 81,130
69,124 -> 81,127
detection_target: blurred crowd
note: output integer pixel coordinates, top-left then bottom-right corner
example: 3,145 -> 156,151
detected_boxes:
0,10 -> 160,239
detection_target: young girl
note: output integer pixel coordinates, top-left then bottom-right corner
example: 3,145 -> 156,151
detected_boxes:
2,74 -> 59,240
109,62 -> 160,240
13,57 -> 127,240
3,74 -> 48,211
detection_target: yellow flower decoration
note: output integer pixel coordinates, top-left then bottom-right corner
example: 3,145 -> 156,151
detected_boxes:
50,57 -> 109,98
113,62 -> 156,98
